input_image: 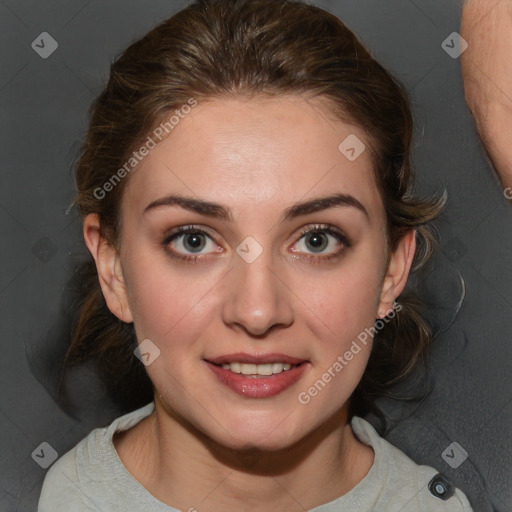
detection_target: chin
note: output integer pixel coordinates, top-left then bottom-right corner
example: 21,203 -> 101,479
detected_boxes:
201,409 -> 311,452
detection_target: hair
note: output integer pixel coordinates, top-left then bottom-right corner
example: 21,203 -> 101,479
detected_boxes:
59,0 -> 446,422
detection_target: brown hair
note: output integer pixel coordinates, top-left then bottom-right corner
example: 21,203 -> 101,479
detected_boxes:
60,0 -> 445,421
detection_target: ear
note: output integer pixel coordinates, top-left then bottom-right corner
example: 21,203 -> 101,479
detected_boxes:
377,229 -> 416,319
82,213 -> 133,323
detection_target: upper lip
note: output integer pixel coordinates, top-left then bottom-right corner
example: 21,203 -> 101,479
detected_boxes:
205,353 -> 307,365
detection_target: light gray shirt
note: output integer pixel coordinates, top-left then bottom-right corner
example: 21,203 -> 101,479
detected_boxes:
38,401 -> 474,511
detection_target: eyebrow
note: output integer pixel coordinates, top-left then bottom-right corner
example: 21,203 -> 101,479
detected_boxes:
143,192 -> 369,222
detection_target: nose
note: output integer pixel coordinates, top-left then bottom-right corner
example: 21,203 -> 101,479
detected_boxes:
221,245 -> 294,337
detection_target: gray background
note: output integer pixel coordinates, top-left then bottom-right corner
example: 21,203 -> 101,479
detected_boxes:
1,0 -> 511,510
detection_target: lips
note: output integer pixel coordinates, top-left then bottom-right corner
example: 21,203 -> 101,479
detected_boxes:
204,353 -> 310,398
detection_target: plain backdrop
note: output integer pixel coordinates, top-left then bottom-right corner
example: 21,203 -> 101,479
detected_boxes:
1,0 -> 511,510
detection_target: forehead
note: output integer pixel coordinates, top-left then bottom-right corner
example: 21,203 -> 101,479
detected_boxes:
121,95 -> 384,221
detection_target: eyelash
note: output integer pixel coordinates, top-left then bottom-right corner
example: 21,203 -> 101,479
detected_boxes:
162,223 -> 351,263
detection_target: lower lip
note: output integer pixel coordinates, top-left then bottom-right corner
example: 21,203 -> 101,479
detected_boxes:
204,361 -> 309,398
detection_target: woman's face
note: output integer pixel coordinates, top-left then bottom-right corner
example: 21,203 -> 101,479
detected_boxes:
95,95 -> 414,450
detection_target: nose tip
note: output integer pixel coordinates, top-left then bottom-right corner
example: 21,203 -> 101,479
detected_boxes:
234,311 -> 284,337
228,284 -> 291,336
221,253 -> 294,336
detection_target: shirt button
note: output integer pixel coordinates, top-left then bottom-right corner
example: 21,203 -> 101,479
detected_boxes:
428,474 -> 455,500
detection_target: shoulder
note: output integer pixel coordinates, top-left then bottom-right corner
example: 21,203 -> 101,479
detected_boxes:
38,402 -> 156,512
350,416 -> 474,512
37,440 -> 99,511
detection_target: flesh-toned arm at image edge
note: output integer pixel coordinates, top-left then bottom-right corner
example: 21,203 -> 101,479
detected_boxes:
461,0 -> 512,193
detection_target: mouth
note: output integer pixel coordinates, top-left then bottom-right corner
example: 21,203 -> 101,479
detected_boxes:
216,361 -> 300,376
204,353 -> 310,398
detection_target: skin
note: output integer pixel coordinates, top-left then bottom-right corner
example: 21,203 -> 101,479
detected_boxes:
461,0 -> 512,192
83,95 -> 416,511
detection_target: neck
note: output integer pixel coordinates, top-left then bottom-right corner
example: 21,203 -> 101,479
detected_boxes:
114,397 -> 374,512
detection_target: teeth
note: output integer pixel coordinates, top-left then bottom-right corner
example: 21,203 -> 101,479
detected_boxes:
220,362 -> 294,375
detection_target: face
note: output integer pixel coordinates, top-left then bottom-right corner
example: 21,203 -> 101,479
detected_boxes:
87,95 -> 414,451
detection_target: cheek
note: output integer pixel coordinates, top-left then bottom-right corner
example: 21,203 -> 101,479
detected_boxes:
295,254 -> 384,344
123,249 -> 220,343
294,267 -> 381,412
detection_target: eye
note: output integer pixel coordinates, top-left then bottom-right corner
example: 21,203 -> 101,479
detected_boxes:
162,225 -> 221,261
162,223 -> 351,263
290,224 -> 351,260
